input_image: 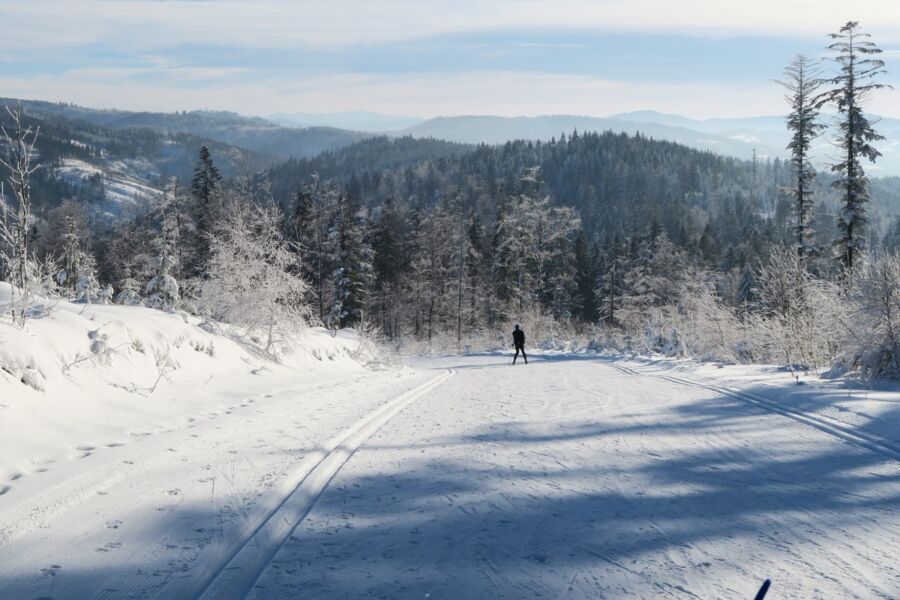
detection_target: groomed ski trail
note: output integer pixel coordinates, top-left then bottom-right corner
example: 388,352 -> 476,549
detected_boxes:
605,360 -> 900,462
192,369 -> 454,600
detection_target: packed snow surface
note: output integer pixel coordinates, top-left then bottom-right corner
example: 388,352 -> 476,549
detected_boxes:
1,304 -> 900,598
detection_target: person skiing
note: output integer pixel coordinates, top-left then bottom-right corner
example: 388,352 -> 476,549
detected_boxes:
512,324 -> 527,365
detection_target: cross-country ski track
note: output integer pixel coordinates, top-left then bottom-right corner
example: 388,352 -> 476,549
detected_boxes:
2,354 -> 899,599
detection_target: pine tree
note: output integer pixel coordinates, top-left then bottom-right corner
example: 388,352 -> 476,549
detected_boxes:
326,191 -> 374,330
465,211 -> 489,332
372,196 -> 407,338
598,234 -> 624,325
145,251 -> 179,311
55,205 -> 99,302
189,145 -> 222,276
776,55 -> 825,261
818,21 -> 891,273
145,188 -> 181,311
116,276 -> 143,306
574,230 -> 600,323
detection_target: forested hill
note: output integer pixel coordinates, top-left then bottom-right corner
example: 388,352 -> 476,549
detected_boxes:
0,104 -> 279,214
266,130 -> 900,270
2,98 -> 369,160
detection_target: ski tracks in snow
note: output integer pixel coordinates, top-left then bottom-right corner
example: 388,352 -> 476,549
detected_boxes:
192,369 -> 453,600
0,368 -> 448,600
606,361 -> 900,463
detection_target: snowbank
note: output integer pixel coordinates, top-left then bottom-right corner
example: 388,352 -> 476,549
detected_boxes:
0,283 -> 370,484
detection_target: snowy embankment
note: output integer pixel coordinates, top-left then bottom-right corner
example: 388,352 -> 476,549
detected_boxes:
0,282 -> 372,488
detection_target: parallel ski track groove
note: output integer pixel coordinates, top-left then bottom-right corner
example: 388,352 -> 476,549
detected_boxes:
188,369 -> 454,600
606,361 -> 900,462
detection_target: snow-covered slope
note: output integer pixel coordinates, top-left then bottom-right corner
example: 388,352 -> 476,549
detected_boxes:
0,283 -> 373,488
54,158 -> 162,209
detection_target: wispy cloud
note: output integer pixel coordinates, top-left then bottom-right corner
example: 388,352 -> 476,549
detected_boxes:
3,0 -> 899,117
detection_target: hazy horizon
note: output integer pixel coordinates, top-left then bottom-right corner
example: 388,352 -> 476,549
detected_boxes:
2,0 -> 899,119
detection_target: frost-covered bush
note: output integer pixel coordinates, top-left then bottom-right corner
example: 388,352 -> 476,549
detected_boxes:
755,245 -> 846,371
74,267 -> 100,303
145,253 -> 180,312
842,252 -> 900,378
96,284 -> 115,305
198,202 -> 309,353
116,277 -> 143,306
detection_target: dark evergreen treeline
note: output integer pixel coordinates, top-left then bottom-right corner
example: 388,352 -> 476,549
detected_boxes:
13,126 -> 900,346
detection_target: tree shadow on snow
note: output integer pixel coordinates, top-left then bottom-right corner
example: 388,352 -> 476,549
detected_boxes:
3,356 -> 900,599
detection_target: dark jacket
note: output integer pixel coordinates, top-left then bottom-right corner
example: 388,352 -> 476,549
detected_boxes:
513,329 -> 525,347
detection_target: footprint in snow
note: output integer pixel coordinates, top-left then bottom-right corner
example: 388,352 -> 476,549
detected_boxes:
105,520 -> 123,529
40,564 -> 62,577
0,485 -> 10,496
95,542 -> 122,553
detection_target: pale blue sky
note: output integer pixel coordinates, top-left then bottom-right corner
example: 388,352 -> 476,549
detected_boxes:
1,0 -> 898,118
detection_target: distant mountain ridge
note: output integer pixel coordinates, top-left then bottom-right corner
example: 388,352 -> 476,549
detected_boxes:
1,99 -> 370,160
397,111 -> 900,177
269,111 -> 424,132
8,99 -> 899,176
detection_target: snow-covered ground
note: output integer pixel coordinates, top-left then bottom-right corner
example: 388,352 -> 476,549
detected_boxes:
2,305 -> 900,598
55,158 -> 161,208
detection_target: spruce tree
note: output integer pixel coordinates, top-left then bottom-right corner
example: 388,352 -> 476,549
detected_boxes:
372,197 -> 407,337
776,55 -> 825,262
189,145 -> 222,275
818,21 -> 890,273
327,191 -> 374,329
574,230 -> 600,323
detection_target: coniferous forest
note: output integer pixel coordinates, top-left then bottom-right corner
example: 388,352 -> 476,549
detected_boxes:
3,21 -> 900,375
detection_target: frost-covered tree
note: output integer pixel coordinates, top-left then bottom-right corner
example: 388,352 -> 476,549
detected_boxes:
372,196 -> 407,338
597,234 -> 625,325
818,21 -> 891,273
490,188 -> 579,317
116,277 -> 143,306
200,202 -> 308,352
143,183 -> 183,311
408,200 -> 459,341
288,175 -> 337,323
756,245 -> 844,370
776,55 -> 825,261
161,177 -> 192,282
55,207 -> 100,302
850,252 -> 900,376
0,103 -> 40,323
326,191 -> 374,330
145,253 -> 179,311
251,170 -> 274,207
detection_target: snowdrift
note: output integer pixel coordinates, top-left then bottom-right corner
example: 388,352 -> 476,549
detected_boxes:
0,283 -> 370,484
